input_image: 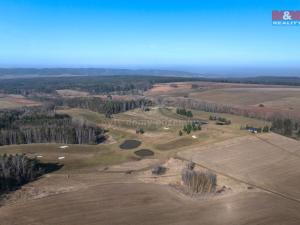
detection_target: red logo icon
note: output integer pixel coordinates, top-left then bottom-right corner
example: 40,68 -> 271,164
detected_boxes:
272,10 -> 300,21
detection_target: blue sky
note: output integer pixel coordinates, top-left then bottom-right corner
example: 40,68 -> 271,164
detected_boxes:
0,0 -> 299,73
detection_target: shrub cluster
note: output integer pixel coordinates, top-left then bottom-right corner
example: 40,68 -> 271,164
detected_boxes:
136,128 -> 145,134
181,122 -> 201,135
176,108 -> 193,117
152,165 -> 166,175
209,115 -> 231,125
181,162 -> 217,193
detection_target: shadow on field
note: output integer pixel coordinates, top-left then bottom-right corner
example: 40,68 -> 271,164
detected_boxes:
134,149 -> 154,157
0,162 -> 63,199
38,162 -> 64,174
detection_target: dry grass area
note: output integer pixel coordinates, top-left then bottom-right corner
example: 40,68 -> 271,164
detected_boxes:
0,94 -> 40,109
189,87 -> 300,107
56,89 -> 90,98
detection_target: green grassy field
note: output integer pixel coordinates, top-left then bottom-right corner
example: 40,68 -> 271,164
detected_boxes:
0,106 -> 270,173
0,143 -> 133,172
56,107 -> 269,157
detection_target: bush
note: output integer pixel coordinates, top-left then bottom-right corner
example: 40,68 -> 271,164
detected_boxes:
152,165 -> 166,175
183,122 -> 201,134
181,168 -> 217,193
136,128 -> 145,134
178,130 -> 183,136
186,161 -> 195,170
176,108 -> 193,117
209,115 -> 231,125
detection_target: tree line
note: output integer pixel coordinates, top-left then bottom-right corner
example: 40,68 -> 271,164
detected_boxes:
0,75 -> 203,95
179,122 -> 202,135
176,108 -> 193,117
271,117 -> 300,138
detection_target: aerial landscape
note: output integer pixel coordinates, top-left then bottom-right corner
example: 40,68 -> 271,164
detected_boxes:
0,1 -> 300,225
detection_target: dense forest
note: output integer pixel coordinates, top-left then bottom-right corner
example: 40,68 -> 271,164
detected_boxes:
2,74 -> 300,96
59,97 -> 152,117
0,107 -> 105,146
0,75 -> 201,95
216,76 -> 300,86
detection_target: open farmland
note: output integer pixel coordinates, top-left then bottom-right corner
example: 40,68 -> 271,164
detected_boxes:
146,82 -> 300,118
0,105 -> 299,225
0,94 -> 40,109
1,0 -> 300,223
1,182 -> 300,225
0,108 -> 300,225
1,133 -> 300,225
178,133 -> 300,201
